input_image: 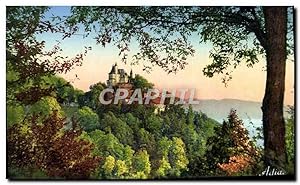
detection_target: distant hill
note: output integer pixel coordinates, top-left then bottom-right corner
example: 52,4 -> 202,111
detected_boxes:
184,99 -> 289,121
184,99 -> 262,121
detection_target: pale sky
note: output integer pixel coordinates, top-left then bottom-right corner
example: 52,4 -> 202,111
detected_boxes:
58,45 -> 294,105
39,6 -> 294,106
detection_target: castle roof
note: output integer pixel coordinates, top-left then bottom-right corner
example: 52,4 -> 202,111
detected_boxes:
109,64 -> 117,74
109,63 -> 128,76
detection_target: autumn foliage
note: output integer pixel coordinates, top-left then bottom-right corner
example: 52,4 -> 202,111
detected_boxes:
218,155 -> 253,175
8,112 -> 100,179
216,110 -> 261,175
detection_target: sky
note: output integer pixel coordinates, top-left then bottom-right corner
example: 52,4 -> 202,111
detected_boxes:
37,6 -> 294,105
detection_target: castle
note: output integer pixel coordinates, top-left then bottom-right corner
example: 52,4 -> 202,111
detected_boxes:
107,63 -> 133,87
105,63 -> 166,112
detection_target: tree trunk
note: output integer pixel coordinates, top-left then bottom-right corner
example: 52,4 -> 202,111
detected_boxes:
262,7 -> 287,169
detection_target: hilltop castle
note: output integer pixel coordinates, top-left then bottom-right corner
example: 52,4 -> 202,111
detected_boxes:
107,63 -> 133,87
104,63 -> 166,112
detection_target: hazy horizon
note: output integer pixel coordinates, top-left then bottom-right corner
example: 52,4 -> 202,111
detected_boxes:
58,57 -> 294,105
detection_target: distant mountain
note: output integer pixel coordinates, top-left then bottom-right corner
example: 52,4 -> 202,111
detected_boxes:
184,99 -> 262,121
184,99 -> 288,121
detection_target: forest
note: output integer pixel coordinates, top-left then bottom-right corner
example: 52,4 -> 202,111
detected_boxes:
6,6 -> 295,180
7,74 -> 295,179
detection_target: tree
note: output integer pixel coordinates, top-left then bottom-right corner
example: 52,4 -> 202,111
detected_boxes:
6,6 -> 94,179
8,112 -> 101,179
40,75 -> 75,105
6,6 -> 90,106
285,106 -> 295,174
43,75 -> 84,105
122,145 -> 135,168
120,112 -> 142,134
136,128 -> 156,155
102,155 -> 116,177
155,157 -> 171,178
155,137 -> 172,177
161,104 -> 187,137
168,137 -> 189,177
115,160 -> 129,177
262,7 -> 289,169
145,114 -> 163,138
29,96 -> 63,119
66,6 -> 293,169
100,112 -> 134,146
133,74 -> 154,91
77,106 -> 100,132
78,82 -> 106,109
88,129 -> 125,159
132,149 -> 151,179
205,110 -> 262,176
186,105 -> 195,125
7,103 -> 25,127
182,123 -> 206,159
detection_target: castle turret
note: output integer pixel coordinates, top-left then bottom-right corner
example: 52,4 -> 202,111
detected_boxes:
109,63 -> 118,74
130,69 -> 133,79
114,63 -> 118,73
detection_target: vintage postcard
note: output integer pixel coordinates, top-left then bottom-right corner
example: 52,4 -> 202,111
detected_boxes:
6,6 -> 295,180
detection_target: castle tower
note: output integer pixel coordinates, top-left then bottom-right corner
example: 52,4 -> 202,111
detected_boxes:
130,69 -> 133,79
107,63 -> 131,87
114,62 -> 118,73
107,63 -> 118,87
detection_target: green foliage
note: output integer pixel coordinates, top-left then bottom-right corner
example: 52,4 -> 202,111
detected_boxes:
65,6 -> 293,171
157,137 -> 172,157
66,7 -> 293,83
132,150 -> 151,178
100,111 -> 134,146
7,67 -> 235,179
77,106 -> 99,131
123,145 -> 135,167
120,113 -> 142,133
8,167 -> 48,180
7,6 -> 88,107
155,157 -> 171,177
115,160 -> 129,177
133,74 -> 154,90
7,6 -> 48,44
168,137 -> 189,176
82,101 -> 220,179
183,123 -> 206,158
285,106 -> 295,174
196,112 -> 219,138
145,114 -> 163,137
102,155 -> 116,176
28,96 -> 63,119
136,128 -> 156,155
7,104 -> 25,127
40,75 -> 84,105
155,137 -> 172,177
186,105 -> 195,125
88,129 -> 125,159
78,82 -> 106,109
62,105 -> 78,118
67,7 -> 195,73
